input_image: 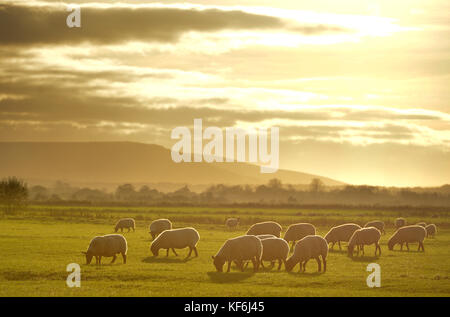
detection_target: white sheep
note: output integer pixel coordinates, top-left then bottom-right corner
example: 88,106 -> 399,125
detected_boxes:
285,235 -> 328,273
149,219 -> 172,240
260,238 -> 289,270
246,221 -> 282,237
82,234 -> 127,265
212,235 -> 262,272
388,225 -> 426,252
255,234 -> 277,240
416,222 -> 426,227
395,217 -> 407,229
347,227 -> 381,257
364,220 -> 385,235
114,218 -> 135,233
425,224 -> 437,238
324,223 -> 361,250
283,223 -> 316,250
225,217 -> 240,230
150,227 -> 200,257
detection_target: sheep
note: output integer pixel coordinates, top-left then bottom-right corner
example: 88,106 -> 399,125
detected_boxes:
388,225 -> 426,252
416,222 -> 426,227
225,217 -> 240,230
347,227 -> 381,257
283,223 -> 316,250
246,221 -> 282,237
255,234 -> 277,240
260,238 -> 290,270
324,223 -> 361,250
364,220 -> 385,235
212,235 -> 262,272
82,234 -> 127,265
395,217 -> 407,229
425,224 -> 437,238
285,235 -> 328,273
114,218 -> 135,233
149,219 -> 172,240
150,227 -> 200,257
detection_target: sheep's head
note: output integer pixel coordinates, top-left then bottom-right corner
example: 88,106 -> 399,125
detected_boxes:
150,244 -> 159,256
82,251 -> 93,264
212,256 -> 225,272
284,256 -> 295,272
347,245 -> 354,257
387,238 -> 394,251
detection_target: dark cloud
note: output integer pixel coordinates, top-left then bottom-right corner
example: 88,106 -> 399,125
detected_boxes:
0,3 -> 349,46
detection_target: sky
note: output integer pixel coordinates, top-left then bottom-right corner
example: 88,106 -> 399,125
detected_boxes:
0,0 -> 449,187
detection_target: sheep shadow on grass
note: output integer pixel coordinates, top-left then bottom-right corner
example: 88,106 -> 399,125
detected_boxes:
287,271 -> 323,278
207,271 -> 254,283
142,256 -> 194,264
349,255 -> 380,263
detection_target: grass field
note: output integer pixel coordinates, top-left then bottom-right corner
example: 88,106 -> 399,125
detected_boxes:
0,205 -> 449,297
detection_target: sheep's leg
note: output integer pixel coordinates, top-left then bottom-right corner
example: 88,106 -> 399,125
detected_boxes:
330,242 -> 334,250
361,245 -> 365,255
260,260 -> 265,268
227,261 -> 231,273
406,243 -> 409,251
400,243 -> 403,251
298,262 -> 303,273
338,241 -> 342,250
166,249 -> 169,257
282,259 -> 286,271
172,248 -> 178,256
252,258 -> 258,272
187,247 -> 193,258
122,253 -> 127,264
193,246 -> 198,257
95,256 -> 99,265
278,259 -> 282,270
322,256 -> 327,273
303,260 -> 309,272
420,242 -> 425,252
111,255 -> 117,264
98,256 -> 102,265
315,257 -> 321,272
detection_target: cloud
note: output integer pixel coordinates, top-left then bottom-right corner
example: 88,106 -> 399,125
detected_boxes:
0,2 -> 350,46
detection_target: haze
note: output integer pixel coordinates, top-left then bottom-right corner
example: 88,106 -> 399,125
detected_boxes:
0,0 -> 449,187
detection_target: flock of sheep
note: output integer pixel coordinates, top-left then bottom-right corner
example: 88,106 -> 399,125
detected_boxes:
82,216 -> 437,273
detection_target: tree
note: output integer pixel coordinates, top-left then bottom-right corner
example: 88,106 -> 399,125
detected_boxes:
309,178 -> 325,193
0,177 -> 28,214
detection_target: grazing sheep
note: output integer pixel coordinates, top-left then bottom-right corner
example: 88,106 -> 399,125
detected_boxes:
212,235 -> 262,272
395,217 -> 407,229
260,238 -> 290,270
150,227 -> 200,257
285,235 -> 328,273
82,234 -> 127,265
324,223 -> 361,250
416,222 -> 427,227
225,218 -> 240,230
255,234 -> 277,240
425,224 -> 437,238
388,225 -> 426,252
283,223 -> 316,250
246,221 -> 282,237
114,218 -> 135,233
149,219 -> 172,240
364,220 -> 385,235
348,227 -> 381,257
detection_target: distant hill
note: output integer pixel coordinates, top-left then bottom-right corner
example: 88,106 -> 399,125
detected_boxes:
0,142 -> 345,188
